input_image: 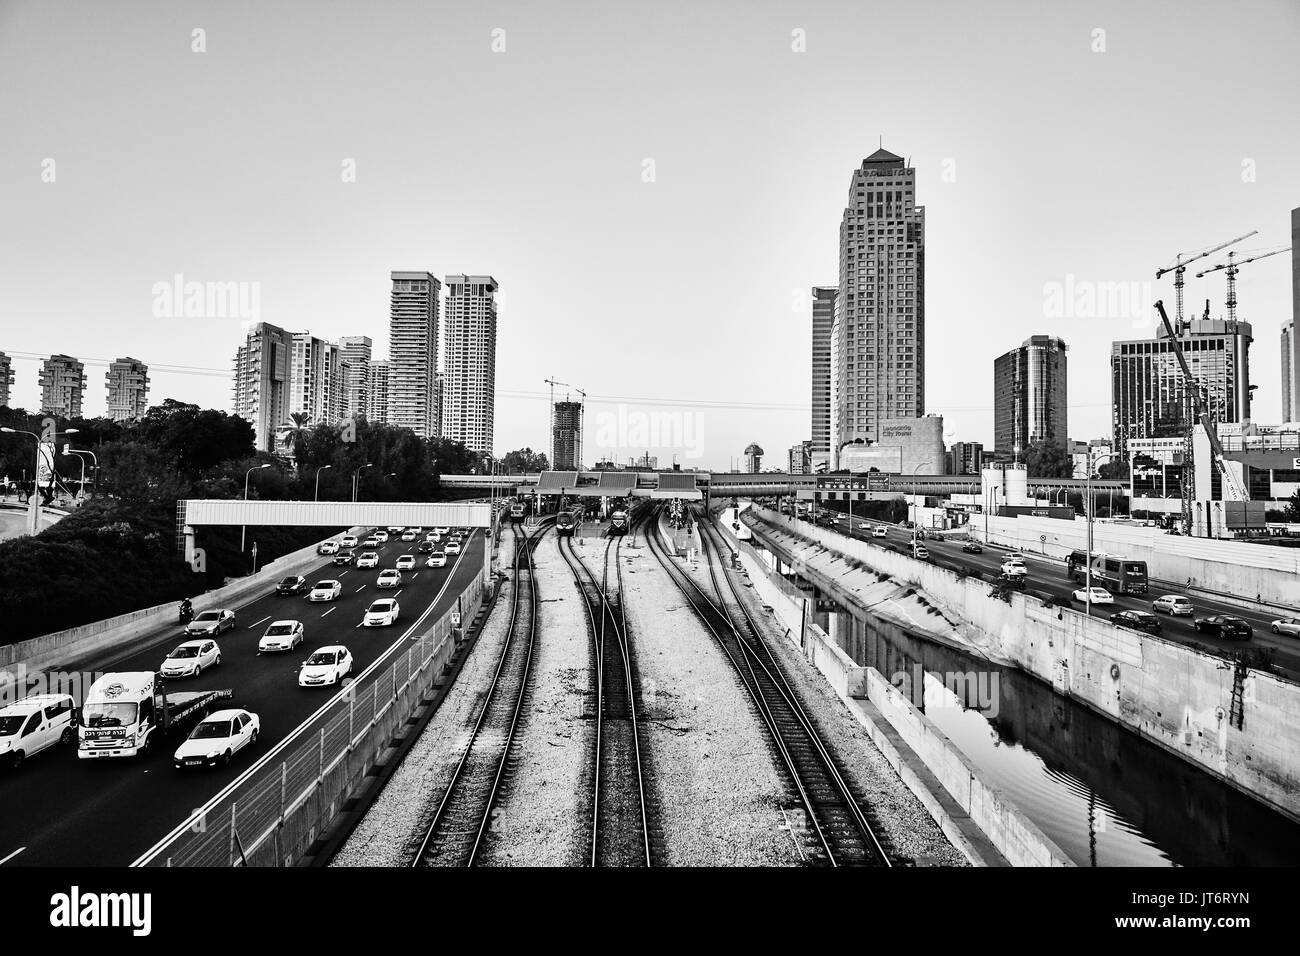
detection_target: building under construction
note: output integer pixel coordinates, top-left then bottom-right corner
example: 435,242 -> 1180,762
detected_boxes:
551,399 -> 582,471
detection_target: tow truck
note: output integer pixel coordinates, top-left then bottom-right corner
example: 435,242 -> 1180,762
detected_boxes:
78,672 -> 234,759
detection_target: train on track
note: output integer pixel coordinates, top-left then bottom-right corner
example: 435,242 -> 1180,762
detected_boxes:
509,498 -> 529,522
555,504 -> 585,537
608,509 -> 630,535
722,505 -> 753,542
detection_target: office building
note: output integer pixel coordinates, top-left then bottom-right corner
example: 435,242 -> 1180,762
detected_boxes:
743,443 -> 764,473
552,399 -> 583,471
628,452 -> 658,469
39,354 -> 86,419
788,440 -> 812,475
232,322 -> 291,452
388,271 -> 441,438
949,441 -> 984,475
831,147 -> 925,465
1288,207 -> 1300,420
1110,319 -> 1253,458
839,414 -> 944,475
441,275 -> 498,455
811,286 -> 836,469
0,352 -> 13,408
1070,438 -> 1113,479
105,357 -> 150,421
993,335 -> 1068,455
338,335 -> 372,420
366,360 -> 390,424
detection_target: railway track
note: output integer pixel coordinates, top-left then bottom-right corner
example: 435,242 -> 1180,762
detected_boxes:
410,520 -> 546,867
557,520 -> 654,867
646,506 -> 893,867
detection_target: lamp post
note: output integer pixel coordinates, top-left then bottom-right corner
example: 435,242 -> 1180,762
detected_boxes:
352,463 -> 372,503
314,464 -> 332,502
241,463 -> 272,552
1,425 -> 77,534
911,461 -> 931,549
1084,453 -> 1115,619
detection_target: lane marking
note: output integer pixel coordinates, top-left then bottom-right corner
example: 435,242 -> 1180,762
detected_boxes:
355,585 -> 366,593
250,616 -> 270,628
321,607 -> 336,618
0,847 -> 26,866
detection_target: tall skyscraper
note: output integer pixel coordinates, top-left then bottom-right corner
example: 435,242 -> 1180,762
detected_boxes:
338,335 -> 372,420
552,399 -> 583,470
289,333 -> 347,425
0,352 -> 13,408
366,360 -> 390,423
1283,321 -> 1296,422
993,335 -> 1069,455
441,275 -> 498,455
105,357 -> 150,421
743,443 -> 764,473
233,322 -> 291,452
810,286 -> 836,469
1110,319 -> 1252,458
39,354 -> 86,418
1288,207 -> 1300,421
831,147 -> 925,467
388,271 -> 441,438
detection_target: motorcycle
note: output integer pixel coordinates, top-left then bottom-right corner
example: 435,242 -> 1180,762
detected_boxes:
178,603 -> 194,625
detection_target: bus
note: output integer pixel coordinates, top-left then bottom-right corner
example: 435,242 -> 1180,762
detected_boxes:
1065,550 -> 1149,595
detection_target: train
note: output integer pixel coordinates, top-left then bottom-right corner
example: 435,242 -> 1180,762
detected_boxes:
510,499 -> 529,522
724,506 -> 753,543
554,504 -> 585,537
608,509 -> 630,536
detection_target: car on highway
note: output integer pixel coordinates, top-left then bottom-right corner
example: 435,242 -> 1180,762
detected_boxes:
434,526 -> 449,535
872,526 -> 888,538
400,530 -> 417,542
363,599 -> 400,627
339,535 -> 359,548
911,545 -> 930,560
317,540 -> 340,555
275,575 -> 308,597
356,551 -> 379,568
173,709 -> 259,769
395,554 -> 416,571
299,646 -> 353,687
962,542 -> 983,554
1270,617 -> 1300,637
386,526 -> 404,535
426,551 -> 447,568
1152,595 -> 1194,616
1072,586 -> 1114,605
373,530 -> 390,543
425,531 -> 441,542
1000,560 -> 1028,578
1194,615 -> 1252,640
309,580 -> 343,602
333,551 -> 355,567
417,540 -> 434,553
376,569 -> 402,588
0,694 -> 77,769
258,620 -> 304,654
1111,610 -> 1163,635
184,608 -> 236,637
361,536 -> 381,549
160,639 -> 221,678
445,540 -> 462,555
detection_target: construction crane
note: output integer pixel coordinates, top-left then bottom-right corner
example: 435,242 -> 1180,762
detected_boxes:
1155,229 -> 1257,331
1154,301 -> 1249,536
544,377 -> 587,471
1195,246 -> 1291,324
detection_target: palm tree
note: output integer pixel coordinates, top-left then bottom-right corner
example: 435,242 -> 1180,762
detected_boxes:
278,412 -> 313,460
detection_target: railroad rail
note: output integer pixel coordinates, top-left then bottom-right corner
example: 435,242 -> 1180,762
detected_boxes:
646,506 -> 892,867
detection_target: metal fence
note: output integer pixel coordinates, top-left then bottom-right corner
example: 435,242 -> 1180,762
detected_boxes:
136,575 -> 484,867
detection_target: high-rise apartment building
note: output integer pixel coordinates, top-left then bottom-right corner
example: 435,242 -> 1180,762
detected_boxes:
0,352 -> 13,408
552,399 -> 583,470
948,441 -> 984,475
743,443 -> 764,473
388,271 -> 441,438
1288,207 -> 1300,421
338,335 -> 372,420
233,322 -> 291,452
993,335 -> 1069,455
366,360 -> 390,424
39,354 -> 87,418
788,441 -> 812,474
289,333 -> 347,425
1110,319 -> 1253,458
441,275 -> 498,455
831,147 -> 925,466
811,287 -> 836,469
105,357 -> 150,421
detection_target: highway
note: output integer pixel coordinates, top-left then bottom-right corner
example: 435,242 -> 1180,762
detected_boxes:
0,528 -> 484,867
764,510 -> 1300,681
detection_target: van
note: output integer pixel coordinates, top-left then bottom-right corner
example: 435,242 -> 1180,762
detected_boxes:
0,694 -> 78,769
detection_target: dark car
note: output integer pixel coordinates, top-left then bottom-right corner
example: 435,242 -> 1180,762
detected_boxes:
417,540 -> 434,553
1194,615 -> 1252,640
333,550 -> 356,567
274,575 -> 307,596
1111,610 -> 1162,635
961,542 -> 983,554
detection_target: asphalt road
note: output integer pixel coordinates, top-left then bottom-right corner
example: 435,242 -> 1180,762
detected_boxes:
0,528 -> 484,867
774,511 -> 1300,680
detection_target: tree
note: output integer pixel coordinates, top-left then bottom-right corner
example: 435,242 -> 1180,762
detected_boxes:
1286,488 -> 1300,523
96,441 -> 188,507
500,447 -> 549,474
137,400 -> 255,478
279,411 -> 313,462
1098,458 -> 1130,480
1023,442 -> 1074,478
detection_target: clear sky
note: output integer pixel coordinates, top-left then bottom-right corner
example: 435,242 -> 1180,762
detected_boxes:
2,0 -> 1297,470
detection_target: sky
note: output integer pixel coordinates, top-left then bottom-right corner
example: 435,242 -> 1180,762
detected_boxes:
1,0 -> 1298,471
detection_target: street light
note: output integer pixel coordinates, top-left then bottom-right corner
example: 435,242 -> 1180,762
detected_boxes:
911,461 -> 932,549
1084,452 -> 1115,619
352,463 -> 372,503
314,464 -> 332,502
1,425 -> 77,533
241,463 -> 272,552
65,448 -> 98,501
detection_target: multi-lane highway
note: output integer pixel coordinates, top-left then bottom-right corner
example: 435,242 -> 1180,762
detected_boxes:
767,510 -> 1300,680
0,527 -> 484,867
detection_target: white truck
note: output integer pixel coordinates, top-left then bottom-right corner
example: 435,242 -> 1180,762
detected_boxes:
78,672 -> 234,760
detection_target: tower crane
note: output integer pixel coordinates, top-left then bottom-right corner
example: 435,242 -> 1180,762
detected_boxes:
1156,230 -> 1257,331
1195,246 -> 1291,324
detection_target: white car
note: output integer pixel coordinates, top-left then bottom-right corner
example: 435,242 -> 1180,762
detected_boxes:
1152,594 -> 1193,616
386,526 -> 404,535
340,535 -> 359,548
364,599 -> 400,627
184,608 -> 235,637
317,540 -> 340,555
445,541 -> 461,555
376,569 -> 402,588
357,551 -> 379,568
0,694 -> 77,769
425,532 -> 441,542
160,639 -> 221,678
373,530 -> 390,543
172,709 -> 259,769
361,536 -> 381,549
434,526 -> 450,535
395,554 -> 416,571
426,551 -> 447,568
1270,617 -> 1300,637
258,620 -> 305,654
872,526 -> 888,538
309,580 -> 343,602
1000,561 -> 1028,578
400,530 -> 417,542
1073,586 -> 1114,605
299,646 -> 353,687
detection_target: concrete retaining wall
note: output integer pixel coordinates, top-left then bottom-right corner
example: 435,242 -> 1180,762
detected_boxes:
745,504 -> 1300,824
